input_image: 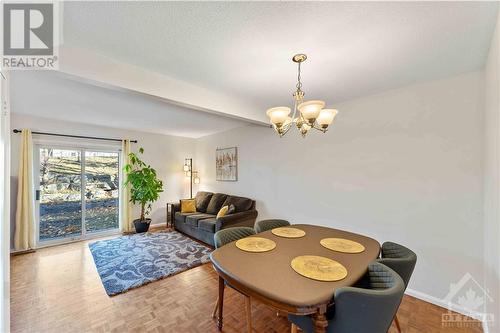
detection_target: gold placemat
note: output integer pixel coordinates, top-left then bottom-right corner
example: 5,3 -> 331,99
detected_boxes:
235,237 -> 276,253
271,227 -> 306,238
320,238 -> 365,254
291,255 -> 348,282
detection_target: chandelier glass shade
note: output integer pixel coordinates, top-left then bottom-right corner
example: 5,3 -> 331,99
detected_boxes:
266,54 -> 338,137
266,106 -> 291,125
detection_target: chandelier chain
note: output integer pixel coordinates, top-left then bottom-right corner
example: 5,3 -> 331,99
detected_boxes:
296,62 -> 302,91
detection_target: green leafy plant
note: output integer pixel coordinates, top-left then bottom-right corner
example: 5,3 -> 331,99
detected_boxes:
124,148 -> 163,222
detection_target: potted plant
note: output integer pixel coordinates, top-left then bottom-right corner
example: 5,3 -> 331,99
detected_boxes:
124,148 -> 163,233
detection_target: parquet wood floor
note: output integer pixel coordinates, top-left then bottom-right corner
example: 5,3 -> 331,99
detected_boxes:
10,230 -> 483,333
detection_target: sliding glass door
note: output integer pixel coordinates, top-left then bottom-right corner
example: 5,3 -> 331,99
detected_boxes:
35,146 -> 120,245
84,151 -> 120,234
37,147 -> 83,242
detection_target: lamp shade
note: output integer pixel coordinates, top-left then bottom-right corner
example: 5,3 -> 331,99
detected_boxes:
266,107 -> 291,125
193,175 -> 200,184
316,109 -> 338,126
183,164 -> 190,172
298,100 -> 325,121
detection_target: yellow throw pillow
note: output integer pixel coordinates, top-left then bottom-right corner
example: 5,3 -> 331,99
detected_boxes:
180,199 -> 196,213
216,205 -> 229,219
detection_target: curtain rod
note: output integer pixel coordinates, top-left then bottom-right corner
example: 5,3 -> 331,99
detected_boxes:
12,129 -> 138,143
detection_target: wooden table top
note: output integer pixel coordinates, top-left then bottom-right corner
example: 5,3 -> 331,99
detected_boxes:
210,224 -> 380,309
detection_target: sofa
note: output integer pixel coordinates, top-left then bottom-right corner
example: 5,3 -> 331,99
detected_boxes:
172,191 -> 258,247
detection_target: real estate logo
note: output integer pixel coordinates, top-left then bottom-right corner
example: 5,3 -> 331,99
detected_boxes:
441,273 -> 494,328
2,2 -> 59,69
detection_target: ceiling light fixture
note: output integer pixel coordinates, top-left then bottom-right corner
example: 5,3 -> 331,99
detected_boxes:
266,54 -> 338,138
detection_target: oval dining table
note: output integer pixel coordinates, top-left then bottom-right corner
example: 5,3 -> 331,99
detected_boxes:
210,224 -> 381,333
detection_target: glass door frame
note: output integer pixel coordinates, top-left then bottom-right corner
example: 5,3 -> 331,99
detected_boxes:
34,143 -> 122,248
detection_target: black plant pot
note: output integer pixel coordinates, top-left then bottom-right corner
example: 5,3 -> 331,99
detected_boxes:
133,218 -> 151,233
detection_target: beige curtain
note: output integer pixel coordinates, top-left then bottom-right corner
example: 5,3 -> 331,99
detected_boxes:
120,140 -> 133,233
14,129 -> 35,250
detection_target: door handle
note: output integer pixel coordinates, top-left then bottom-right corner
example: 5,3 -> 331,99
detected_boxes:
35,190 -> 40,201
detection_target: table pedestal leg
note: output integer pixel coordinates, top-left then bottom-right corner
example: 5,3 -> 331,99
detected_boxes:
313,312 -> 328,333
217,277 -> 225,331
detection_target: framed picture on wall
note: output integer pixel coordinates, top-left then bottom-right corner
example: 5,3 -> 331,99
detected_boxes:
216,147 -> 238,181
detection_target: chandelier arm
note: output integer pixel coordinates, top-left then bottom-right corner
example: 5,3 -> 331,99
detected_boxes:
284,124 -> 292,136
312,124 -> 328,133
291,99 -> 298,120
280,122 -> 293,137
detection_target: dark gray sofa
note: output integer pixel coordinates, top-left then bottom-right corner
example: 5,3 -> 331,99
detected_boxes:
172,191 -> 258,247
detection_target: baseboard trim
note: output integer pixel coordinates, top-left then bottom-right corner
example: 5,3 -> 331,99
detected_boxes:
150,222 -> 167,227
406,288 -> 489,333
10,249 -> 36,256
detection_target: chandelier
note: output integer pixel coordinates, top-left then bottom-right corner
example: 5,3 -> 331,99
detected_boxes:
266,54 -> 338,138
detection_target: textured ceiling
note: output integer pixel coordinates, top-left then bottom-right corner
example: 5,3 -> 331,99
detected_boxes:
62,1 -> 499,118
10,71 -> 248,138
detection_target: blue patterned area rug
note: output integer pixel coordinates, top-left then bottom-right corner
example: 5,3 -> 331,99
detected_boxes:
89,231 -> 212,296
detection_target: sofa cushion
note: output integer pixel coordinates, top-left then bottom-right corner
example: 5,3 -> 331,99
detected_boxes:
198,218 -> 216,233
195,191 -> 213,213
216,206 -> 229,219
222,195 -> 253,213
206,193 -> 228,215
185,213 -> 215,228
175,211 -> 198,224
180,199 -> 196,213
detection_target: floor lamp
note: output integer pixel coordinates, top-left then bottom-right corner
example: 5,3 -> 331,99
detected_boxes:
183,158 -> 200,198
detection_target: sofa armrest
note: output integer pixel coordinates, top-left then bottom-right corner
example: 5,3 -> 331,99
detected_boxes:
171,202 -> 181,224
216,209 -> 258,231
172,202 -> 181,214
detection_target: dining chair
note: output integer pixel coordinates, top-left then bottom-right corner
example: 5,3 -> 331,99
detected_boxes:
378,241 -> 417,333
214,226 -> 255,248
213,227 -> 256,333
254,219 -> 290,233
288,262 -> 405,333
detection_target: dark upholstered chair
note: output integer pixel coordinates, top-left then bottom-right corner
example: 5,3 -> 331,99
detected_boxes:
214,227 -> 255,249
254,219 -> 290,233
378,241 -> 417,332
288,262 -> 405,333
212,227 -> 256,333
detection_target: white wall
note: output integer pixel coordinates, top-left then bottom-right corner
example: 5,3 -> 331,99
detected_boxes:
483,12 -> 500,333
10,113 -> 197,248
196,71 -> 485,312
